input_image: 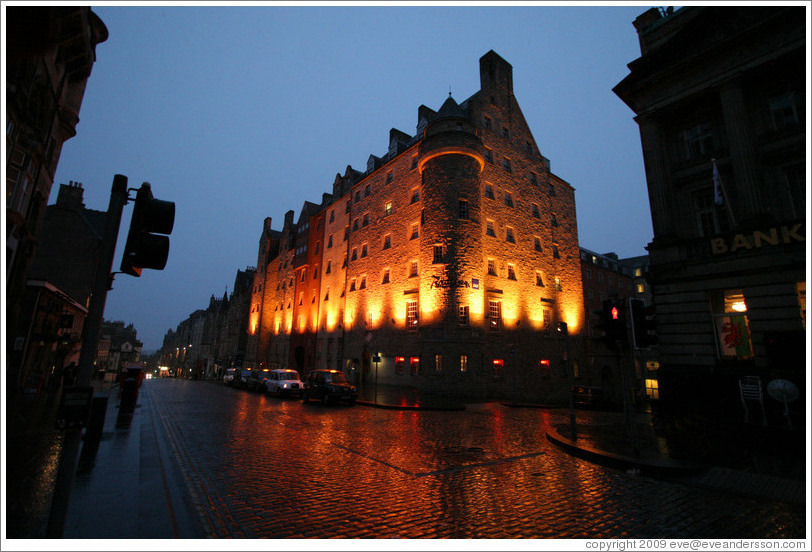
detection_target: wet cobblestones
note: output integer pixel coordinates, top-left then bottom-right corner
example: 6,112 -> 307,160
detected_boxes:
146,379 -> 805,539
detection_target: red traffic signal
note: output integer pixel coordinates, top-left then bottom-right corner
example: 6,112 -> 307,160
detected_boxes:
611,306 -> 619,320
120,183 -> 175,277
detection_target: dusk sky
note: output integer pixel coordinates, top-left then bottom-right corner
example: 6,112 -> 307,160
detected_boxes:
49,3 -> 656,352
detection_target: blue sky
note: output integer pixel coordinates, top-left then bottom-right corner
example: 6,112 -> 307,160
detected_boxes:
48,3 -> 655,352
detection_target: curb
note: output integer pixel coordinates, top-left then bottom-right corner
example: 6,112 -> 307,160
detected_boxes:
355,399 -> 465,411
545,426 -> 707,476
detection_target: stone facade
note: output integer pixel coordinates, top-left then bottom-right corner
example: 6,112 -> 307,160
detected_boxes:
246,51 -> 584,403
613,7 -> 806,425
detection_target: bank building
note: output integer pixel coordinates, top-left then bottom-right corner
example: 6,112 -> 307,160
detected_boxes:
245,51 -> 585,402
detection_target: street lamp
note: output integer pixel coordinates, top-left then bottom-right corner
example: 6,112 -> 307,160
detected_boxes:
558,321 -> 576,438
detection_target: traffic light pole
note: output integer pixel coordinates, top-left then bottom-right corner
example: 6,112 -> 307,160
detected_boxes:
46,174 -> 129,537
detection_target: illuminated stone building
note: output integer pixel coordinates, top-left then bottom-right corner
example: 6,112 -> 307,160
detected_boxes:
247,51 -> 584,402
613,7 -> 806,425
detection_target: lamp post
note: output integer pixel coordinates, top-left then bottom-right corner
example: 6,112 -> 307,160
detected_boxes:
558,321 -> 576,438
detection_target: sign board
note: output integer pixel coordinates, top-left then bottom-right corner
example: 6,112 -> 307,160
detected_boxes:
56,386 -> 94,429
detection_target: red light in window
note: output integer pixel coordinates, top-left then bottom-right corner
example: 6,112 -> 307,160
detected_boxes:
611,307 -> 619,320
410,357 -> 420,364
539,359 -> 549,367
395,356 -> 405,363
492,359 -> 504,366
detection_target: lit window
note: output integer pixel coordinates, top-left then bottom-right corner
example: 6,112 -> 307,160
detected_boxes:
407,301 -> 419,331
711,289 -> 753,359
492,358 -> 504,377
460,354 -> 468,373
489,301 -> 501,332
637,283 -> 645,294
384,201 -> 393,216
395,356 -> 405,374
554,277 -> 562,291
410,356 -> 420,374
435,354 -> 442,373
645,378 -> 659,400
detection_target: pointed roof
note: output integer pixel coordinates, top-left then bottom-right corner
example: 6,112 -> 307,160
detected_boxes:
435,94 -> 466,120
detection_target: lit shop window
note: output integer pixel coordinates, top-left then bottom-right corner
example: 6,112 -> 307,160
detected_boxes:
539,359 -> 550,378
710,289 -> 753,359
395,356 -> 405,375
410,356 -> 420,375
492,358 -> 504,377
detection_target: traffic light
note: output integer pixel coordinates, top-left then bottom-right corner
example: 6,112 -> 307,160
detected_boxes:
594,299 -> 627,348
120,183 -> 175,277
630,298 -> 657,349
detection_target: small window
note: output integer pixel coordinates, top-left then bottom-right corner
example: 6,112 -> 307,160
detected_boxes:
361,244 -> 368,257
555,277 -> 562,291
345,201 -> 351,214
458,199 -> 468,219
329,210 -> 335,223
384,201 -> 393,216
301,269 -> 307,282
506,227 -> 515,243
433,245 -> 444,264
553,245 -> 560,259
484,149 -> 493,164
548,182 -> 555,196
711,289 -> 754,359
328,235 -> 333,248
507,265 -> 517,280
409,260 -> 418,277
386,171 -> 393,183
459,305 -> 469,327
411,188 -> 420,203
534,236 -> 542,252
382,268 -> 390,284
359,275 -> 366,289
536,271 -> 544,287
353,219 -> 359,231
326,260 -> 332,274
364,185 -> 371,197
504,191 -> 514,207
551,213 -> 558,227
484,183 -> 495,199
532,203 -> 540,218
350,278 -> 356,291
502,126 -> 510,139
355,190 -> 362,203
362,213 -> 369,227
483,116 -> 492,129
410,223 -> 419,240
487,259 -> 497,276
411,156 -> 418,170
351,248 -> 358,261
407,301 -> 419,331
502,157 -> 512,173
383,234 -> 391,249
460,354 -> 469,373
486,220 -> 496,237
489,301 -> 501,332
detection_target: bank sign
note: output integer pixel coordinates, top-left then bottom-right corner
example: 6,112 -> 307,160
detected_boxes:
710,222 -> 804,255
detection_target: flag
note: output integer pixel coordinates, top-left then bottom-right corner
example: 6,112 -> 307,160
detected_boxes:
712,158 -> 724,206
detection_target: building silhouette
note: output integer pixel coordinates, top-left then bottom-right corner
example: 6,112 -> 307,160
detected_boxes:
614,7 -> 806,426
246,51 -> 584,403
6,8 -> 108,382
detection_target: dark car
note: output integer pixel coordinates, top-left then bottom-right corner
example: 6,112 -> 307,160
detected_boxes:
234,368 -> 253,389
302,369 -> 357,405
572,385 -> 605,408
246,368 -> 272,392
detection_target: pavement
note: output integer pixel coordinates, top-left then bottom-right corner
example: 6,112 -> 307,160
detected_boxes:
3,380 -> 807,542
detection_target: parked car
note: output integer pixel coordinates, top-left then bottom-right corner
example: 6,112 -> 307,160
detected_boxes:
264,369 -> 302,397
246,369 -> 272,392
302,369 -> 357,405
572,385 -> 606,409
223,368 -> 236,386
235,368 -> 253,389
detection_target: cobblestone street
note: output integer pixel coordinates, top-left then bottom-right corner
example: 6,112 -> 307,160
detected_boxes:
143,379 -> 805,539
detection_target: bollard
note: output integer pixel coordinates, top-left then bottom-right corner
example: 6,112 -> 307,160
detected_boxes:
116,378 -> 137,428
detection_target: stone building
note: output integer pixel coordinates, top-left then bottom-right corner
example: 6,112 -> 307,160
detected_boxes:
613,7 -> 806,426
247,51 -> 584,403
6,7 -> 108,365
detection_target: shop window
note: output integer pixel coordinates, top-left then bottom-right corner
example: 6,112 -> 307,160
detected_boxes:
395,356 -> 405,375
410,356 -> 420,375
539,359 -> 550,378
710,289 -> 754,359
492,358 -> 504,377
460,355 -> 469,373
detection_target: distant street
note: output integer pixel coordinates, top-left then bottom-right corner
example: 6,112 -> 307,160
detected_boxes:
144,379 -> 804,539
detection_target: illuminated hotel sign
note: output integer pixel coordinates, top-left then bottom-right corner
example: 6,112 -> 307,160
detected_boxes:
710,222 -> 804,255
430,273 -> 471,289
